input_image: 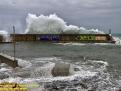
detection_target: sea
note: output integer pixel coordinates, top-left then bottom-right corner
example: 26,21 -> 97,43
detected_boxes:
0,34 -> 121,91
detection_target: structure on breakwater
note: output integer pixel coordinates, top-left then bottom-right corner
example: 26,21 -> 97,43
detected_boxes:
0,53 -> 18,68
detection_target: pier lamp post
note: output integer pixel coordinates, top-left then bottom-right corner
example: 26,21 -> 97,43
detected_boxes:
13,26 -> 16,61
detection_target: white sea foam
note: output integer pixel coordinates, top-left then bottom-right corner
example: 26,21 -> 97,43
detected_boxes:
33,57 -> 62,61
0,68 -> 11,72
55,42 -> 86,46
31,62 -> 55,77
113,37 -> 121,45
0,66 -> 97,83
91,60 -> 109,66
18,58 -> 32,68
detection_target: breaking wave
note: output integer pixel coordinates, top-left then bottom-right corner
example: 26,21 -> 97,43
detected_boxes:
25,13 -> 121,45
25,14 -> 104,34
113,37 -> 121,45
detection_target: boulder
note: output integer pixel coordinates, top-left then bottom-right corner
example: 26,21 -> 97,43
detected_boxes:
52,63 -> 70,77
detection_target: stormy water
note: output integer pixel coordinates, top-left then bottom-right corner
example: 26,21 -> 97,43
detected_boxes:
0,36 -> 121,91
0,14 -> 121,91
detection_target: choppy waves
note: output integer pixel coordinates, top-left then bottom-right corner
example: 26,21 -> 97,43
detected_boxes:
0,57 -> 120,91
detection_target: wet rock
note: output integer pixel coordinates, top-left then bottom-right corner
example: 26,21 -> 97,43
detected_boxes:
51,83 -> 59,90
74,68 -> 80,71
80,83 -> 88,89
66,88 -> 77,91
0,63 -> 8,68
118,88 -> 121,91
44,81 -> 70,90
70,89 -> 77,91
52,63 -> 70,77
48,89 -> 63,91
88,90 -> 95,91
71,79 -> 80,86
44,82 -> 52,88
0,72 -> 9,79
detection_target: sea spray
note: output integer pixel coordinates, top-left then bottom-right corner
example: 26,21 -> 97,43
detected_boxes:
25,13 -> 104,34
25,14 -> 66,34
0,30 -> 10,42
113,37 -> 121,45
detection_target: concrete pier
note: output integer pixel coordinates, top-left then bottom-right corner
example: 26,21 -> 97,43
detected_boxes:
0,53 -> 18,68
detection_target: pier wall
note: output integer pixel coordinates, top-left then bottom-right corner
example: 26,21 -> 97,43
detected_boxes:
10,34 -> 114,43
0,53 -> 18,68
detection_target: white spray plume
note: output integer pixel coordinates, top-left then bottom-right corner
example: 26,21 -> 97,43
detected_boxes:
25,14 -> 66,34
0,30 -> 8,35
63,25 -> 80,34
25,13 -> 104,34
113,37 -> 121,45
0,30 -> 10,42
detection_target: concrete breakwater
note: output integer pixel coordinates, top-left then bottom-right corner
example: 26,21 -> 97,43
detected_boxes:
0,53 -> 18,68
0,34 -> 115,43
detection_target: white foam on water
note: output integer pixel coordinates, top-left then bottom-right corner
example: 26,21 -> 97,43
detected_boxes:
0,66 -> 97,83
0,77 -> 23,83
31,62 -> 55,77
90,60 -> 109,66
55,42 -> 86,46
0,68 -> 11,72
33,57 -> 62,61
69,67 -> 97,79
17,58 -> 32,68
113,37 -> 121,45
0,63 -> 8,67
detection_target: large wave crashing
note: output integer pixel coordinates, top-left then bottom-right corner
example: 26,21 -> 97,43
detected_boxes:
25,14 -> 104,34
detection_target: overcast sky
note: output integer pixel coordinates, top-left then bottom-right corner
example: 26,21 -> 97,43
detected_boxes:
0,0 -> 120,33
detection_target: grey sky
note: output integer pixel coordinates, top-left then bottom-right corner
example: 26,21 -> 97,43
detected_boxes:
0,0 -> 120,33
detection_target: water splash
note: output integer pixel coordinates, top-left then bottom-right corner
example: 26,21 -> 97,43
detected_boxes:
113,37 -> 121,45
0,30 -> 10,42
25,14 -> 104,34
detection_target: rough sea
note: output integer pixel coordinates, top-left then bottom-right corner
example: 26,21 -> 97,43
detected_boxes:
0,34 -> 121,91
0,14 -> 121,91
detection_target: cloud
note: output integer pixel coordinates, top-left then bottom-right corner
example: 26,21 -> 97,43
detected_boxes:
0,0 -> 121,33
